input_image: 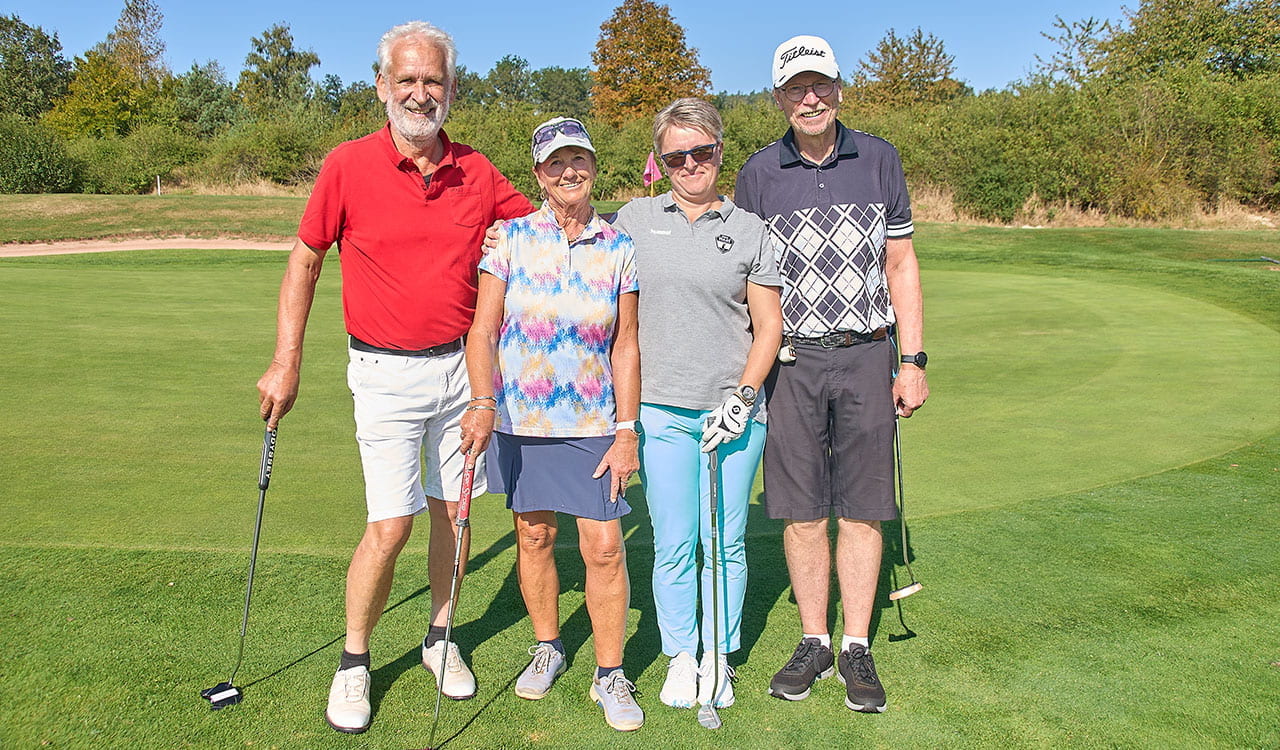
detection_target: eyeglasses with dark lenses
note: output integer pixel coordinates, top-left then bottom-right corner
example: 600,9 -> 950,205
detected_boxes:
779,80 -> 836,102
659,143 -> 718,169
533,119 -> 589,147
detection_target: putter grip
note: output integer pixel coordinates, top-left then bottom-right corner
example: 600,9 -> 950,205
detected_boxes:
456,452 -> 477,524
258,428 -> 276,491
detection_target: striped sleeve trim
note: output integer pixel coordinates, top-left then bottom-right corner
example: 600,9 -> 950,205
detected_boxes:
887,220 -> 914,238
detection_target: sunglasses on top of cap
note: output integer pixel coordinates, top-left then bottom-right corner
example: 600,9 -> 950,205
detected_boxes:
533,119 -> 589,147
659,143 -> 719,170
778,79 -> 837,102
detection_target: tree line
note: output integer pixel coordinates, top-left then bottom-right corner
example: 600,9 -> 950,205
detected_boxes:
1,0 -> 1277,223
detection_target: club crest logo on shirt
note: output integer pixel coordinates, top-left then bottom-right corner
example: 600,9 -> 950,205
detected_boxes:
715,234 -> 734,253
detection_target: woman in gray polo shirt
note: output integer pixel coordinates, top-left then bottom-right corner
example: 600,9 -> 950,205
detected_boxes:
611,98 -> 783,712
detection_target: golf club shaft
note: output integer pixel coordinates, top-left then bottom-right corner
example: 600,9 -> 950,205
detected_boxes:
709,448 -> 720,707
228,427 -> 276,685
893,418 -> 917,583
697,444 -> 723,729
427,450 -> 477,749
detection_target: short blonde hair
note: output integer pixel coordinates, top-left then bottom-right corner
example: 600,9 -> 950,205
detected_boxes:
652,98 -> 723,154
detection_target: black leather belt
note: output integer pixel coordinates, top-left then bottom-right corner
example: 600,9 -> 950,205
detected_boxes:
792,327 -> 887,348
349,335 -> 462,357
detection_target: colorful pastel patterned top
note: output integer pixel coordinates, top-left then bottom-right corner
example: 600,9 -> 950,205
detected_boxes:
479,203 -> 638,438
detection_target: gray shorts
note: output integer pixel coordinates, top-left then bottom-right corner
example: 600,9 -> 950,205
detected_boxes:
762,339 -> 897,522
486,432 -> 631,522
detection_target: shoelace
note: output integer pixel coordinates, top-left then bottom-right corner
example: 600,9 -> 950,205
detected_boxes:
782,640 -> 822,674
668,655 -> 697,680
444,644 -> 464,672
846,648 -> 879,684
527,644 -> 553,675
604,672 -> 638,705
342,671 -> 369,702
701,658 -> 738,684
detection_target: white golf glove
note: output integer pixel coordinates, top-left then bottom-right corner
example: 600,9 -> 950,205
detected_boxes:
701,387 -> 755,452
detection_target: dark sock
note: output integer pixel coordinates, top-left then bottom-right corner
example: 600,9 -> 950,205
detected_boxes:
339,649 -> 370,671
596,665 -> 622,680
424,625 -> 448,649
542,638 -> 565,655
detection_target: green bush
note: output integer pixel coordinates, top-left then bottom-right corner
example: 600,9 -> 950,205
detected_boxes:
0,115 -> 77,193
196,113 -> 329,185
68,124 -> 203,194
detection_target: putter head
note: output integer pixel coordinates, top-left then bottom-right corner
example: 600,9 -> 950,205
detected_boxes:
697,702 -> 722,729
201,681 -> 243,709
889,581 -> 923,601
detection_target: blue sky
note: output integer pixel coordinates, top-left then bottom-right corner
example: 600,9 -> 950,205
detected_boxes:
15,1 -> 1131,94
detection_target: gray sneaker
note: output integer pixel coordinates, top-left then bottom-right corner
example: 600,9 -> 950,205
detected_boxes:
589,669 -> 644,731
514,643 -> 566,700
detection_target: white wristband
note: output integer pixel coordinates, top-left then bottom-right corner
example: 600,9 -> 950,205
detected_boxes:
615,420 -> 637,432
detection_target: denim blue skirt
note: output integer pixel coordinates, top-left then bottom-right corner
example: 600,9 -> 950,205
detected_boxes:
486,432 -> 631,521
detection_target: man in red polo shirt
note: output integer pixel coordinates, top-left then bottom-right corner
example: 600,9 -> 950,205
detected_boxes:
256,20 -> 532,734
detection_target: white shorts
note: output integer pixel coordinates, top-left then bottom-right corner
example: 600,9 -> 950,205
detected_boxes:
347,344 -> 486,523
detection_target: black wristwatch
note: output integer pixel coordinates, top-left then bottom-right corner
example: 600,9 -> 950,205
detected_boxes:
900,352 -> 928,370
736,385 -> 757,406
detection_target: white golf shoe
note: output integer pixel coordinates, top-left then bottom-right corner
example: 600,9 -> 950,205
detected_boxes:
696,652 -> 736,708
422,640 -> 477,699
324,665 -> 371,734
659,652 -> 699,708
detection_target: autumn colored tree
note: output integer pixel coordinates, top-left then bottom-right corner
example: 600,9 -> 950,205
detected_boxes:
591,0 -> 711,125
851,27 -> 968,107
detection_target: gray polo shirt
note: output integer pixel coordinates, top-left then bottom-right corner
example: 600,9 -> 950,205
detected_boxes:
735,121 -> 913,337
612,192 -> 782,414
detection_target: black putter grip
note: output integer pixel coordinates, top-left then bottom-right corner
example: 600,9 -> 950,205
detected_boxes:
258,427 -> 277,491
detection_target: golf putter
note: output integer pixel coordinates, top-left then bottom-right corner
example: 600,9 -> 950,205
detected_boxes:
425,450 -> 478,750
888,416 -> 921,600
697,439 -> 723,730
202,425 -> 277,709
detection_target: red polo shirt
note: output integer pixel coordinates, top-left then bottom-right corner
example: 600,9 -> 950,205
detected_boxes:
298,124 -> 533,350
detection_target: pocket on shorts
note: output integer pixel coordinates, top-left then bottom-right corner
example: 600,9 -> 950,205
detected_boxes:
347,351 -> 381,393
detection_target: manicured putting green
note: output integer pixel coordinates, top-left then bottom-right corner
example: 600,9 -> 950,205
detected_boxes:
1,257 -> 1275,554
912,269 -> 1280,515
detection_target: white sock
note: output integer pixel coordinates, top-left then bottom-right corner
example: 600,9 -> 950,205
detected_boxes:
841,634 -> 870,652
803,632 -> 831,648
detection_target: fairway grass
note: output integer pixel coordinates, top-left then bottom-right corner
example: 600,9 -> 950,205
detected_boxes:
2,225 -> 1278,748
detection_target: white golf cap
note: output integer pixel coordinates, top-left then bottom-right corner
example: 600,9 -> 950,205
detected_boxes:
772,35 -> 840,88
531,117 -> 595,165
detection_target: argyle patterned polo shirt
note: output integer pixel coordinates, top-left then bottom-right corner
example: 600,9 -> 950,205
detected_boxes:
734,122 -> 913,337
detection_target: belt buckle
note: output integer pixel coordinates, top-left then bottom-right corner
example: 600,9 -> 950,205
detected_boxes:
818,332 -> 847,348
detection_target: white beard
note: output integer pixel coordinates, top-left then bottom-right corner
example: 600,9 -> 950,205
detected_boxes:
386,96 -> 449,143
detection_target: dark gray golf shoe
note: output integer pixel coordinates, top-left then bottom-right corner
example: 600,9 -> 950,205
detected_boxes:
769,637 -> 835,700
837,645 -> 887,712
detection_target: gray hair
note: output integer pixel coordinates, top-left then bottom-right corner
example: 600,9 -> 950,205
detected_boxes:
653,98 -> 724,154
377,21 -> 457,81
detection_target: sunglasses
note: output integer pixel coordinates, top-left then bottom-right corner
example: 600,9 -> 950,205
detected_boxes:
659,143 -> 719,169
778,79 -> 836,102
533,119 -> 589,148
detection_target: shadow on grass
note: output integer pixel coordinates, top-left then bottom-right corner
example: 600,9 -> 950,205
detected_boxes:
242,518 -> 518,691
735,511 -> 924,660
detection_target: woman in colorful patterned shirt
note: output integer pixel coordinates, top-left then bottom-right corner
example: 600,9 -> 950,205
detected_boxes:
460,117 -> 643,732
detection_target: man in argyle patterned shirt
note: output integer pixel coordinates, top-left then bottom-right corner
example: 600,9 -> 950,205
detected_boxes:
735,34 -> 929,714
